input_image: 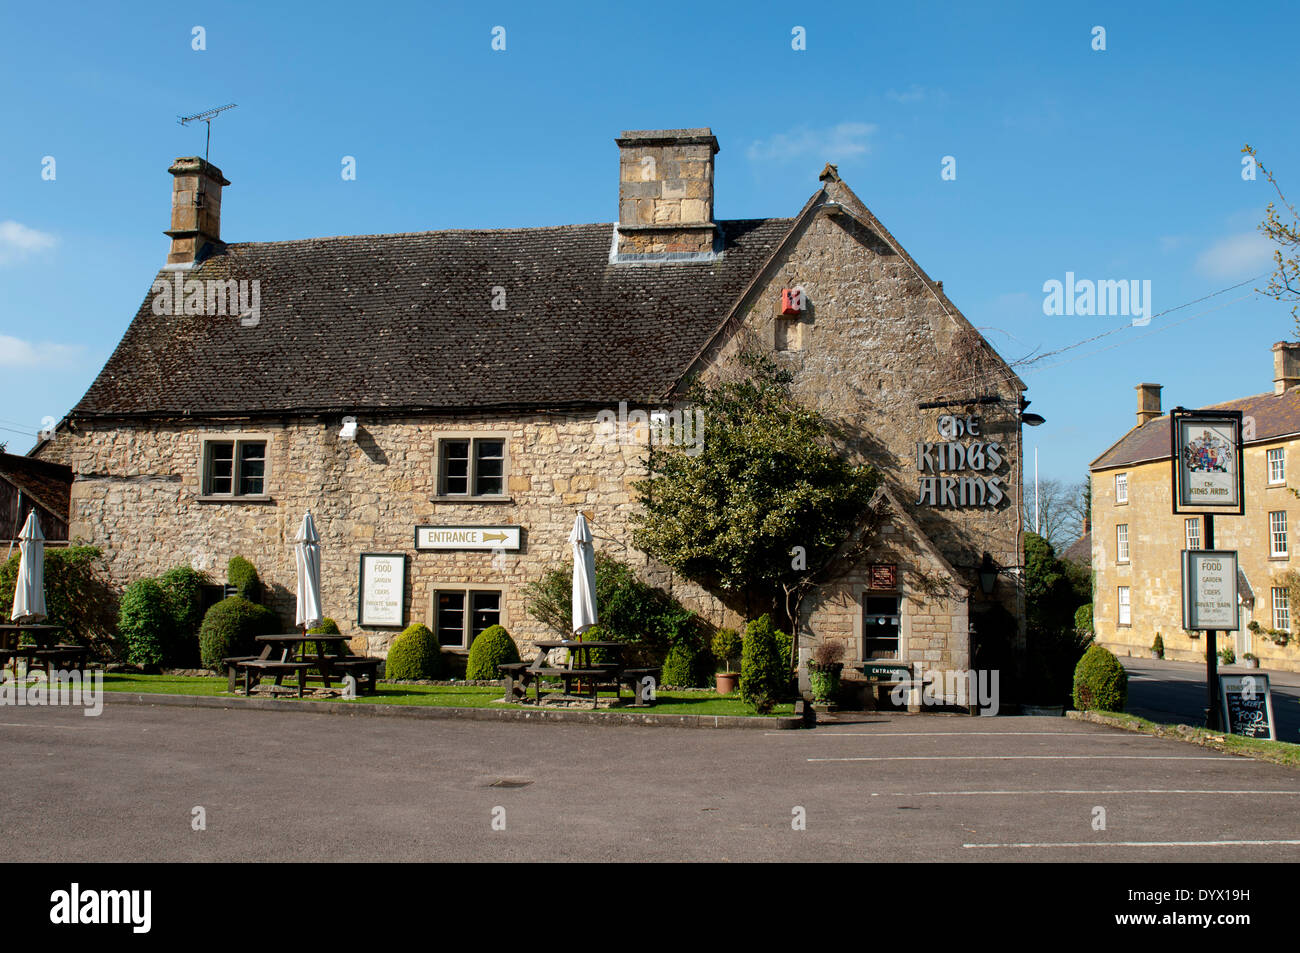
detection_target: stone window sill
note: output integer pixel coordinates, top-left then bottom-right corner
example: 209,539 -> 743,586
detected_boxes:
431,496 -> 514,505
197,494 -> 274,504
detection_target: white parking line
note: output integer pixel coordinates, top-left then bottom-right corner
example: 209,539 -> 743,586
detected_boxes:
965,839 -> 1300,849
810,755 -> 1239,762
872,789 -> 1300,796
772,731 -> 1126,737
0,722 -> 94,730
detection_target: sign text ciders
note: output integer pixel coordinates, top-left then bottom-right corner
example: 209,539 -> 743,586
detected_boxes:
915,415 -> 1006,508
1171,408 -> 1244,515
358,553 -> 406,628
1181,549 -> 1240,631
415,525 -> 522,551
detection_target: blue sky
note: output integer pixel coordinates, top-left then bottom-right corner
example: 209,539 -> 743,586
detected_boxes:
1,0 -> 1296,486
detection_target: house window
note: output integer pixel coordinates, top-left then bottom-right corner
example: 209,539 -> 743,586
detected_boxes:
1115,473 -> 1128,503
1270,511 -> 1288,557
1116,524 -> 1129,563
1268,447 -> 1286,485
1273,587 -> 1291,632
437,437 -> 507,498
1117,586 -> 1131,626
433,589 -> 502,649
1185,517 -> 1201,551
201,437 -> 268,498
862,594 -> 900,660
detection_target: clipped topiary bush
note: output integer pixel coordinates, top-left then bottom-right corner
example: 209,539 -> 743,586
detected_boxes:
386,623 -> 443,680
227,556 -> 261,602
158,566 -> 209,666
118,579 -> 172,671
466,624 -> 520,679
741,614 -> 786,705
661,641 -> 707,688
199,596 -> 280,670
1074,603 -> 1094,637
309,617 -> 341,635
1072,644 -> 1128,712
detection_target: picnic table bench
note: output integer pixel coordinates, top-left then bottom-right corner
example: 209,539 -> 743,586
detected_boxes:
501,642 -> 660,708
225,634 -> 380,697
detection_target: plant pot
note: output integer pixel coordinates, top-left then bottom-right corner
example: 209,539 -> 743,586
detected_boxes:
715,672 -> 740,695
1150,651 -> 1161,660
1244,658 -> 1259,669
808,663 -> 842,704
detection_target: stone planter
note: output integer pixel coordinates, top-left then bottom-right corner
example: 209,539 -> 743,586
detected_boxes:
1244,657 -> 1260,669
808,662 -> 843,704
1021,704 -> 1065,716
715,672 -> 740,695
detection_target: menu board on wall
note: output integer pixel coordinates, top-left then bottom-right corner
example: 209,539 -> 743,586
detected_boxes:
358,553 -> 406,628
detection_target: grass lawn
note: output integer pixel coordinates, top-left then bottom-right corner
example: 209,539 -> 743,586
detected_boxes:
98,673 -> 795,718
1074,710 -> 1300,767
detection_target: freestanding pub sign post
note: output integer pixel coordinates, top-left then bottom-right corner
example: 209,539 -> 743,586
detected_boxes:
1171,407 -> 1244,731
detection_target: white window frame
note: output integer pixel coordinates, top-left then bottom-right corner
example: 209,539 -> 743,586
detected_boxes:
1117,586 -> 1131,626
1185,517 -> 1201,551
430,585 -> 507,650
199,434 -> 271,500
1270,511 -> 1289,558
1115,472 -> 1128,504
1116,523 -> 1129,563
433,434 -> 511,501
1272,587 -> 1291,633
1268,447 -> 1286,485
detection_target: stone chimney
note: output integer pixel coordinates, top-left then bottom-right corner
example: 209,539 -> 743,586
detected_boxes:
1273,342 -> 1300,394
165,157 -> 230,266
1136,383 -> 1162,426
615,129 -> 718,259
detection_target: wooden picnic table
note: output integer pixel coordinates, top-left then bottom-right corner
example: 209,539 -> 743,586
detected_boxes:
502,640 -> 659,707
0,624 -> 83,677
225,633 -> 379,696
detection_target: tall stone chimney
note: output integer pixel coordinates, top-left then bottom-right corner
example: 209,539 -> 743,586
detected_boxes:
1136,383 -> 1162,426
615,129 -> 718,259
165,157 -> 230,267
1273,342 -> 1300,394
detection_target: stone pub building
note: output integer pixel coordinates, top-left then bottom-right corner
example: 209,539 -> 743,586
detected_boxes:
34,128 -> 1028,687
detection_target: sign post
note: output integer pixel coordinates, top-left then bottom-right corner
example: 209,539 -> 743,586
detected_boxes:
1171,408 -> 1244,732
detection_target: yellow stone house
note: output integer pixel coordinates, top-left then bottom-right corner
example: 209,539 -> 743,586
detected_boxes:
1091,342 -> 1300,672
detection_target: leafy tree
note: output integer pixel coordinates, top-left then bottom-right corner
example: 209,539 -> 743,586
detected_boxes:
1243,145 -> 1300,328
632,350 -> 878,624
1024,532 -> 1087,633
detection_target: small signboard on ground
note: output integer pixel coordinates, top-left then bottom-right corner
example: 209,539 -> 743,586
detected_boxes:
1220,673 -> 1276,740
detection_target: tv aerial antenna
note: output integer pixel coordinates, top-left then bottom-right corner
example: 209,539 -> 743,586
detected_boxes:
177,103 -> 237,162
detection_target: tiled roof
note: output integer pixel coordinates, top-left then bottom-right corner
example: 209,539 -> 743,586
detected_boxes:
1061,531 -> 1091,566
0,452 -> 72,522
72,219 -> 793,418
1091,389 -> 1300,470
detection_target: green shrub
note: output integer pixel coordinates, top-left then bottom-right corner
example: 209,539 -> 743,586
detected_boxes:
466,624 -> 520,679
661,641 -> 709,688
158,566 -> 208,666
1152,633 -> 1164,658
198,596 -> 280,670
1072,644 -> 1128,712
1074,603 -> 1094,637
741,614 -> 787,705
308,617 -> 341,635
0,545 -> 115,657
118,579 -> 172,671
711,628 -> 741,672
774,628 -> 795,692
227,556 -> 261,602
1024,626 -> 1094,706
1218,646 -> 1236,665
386,623 -> 443,680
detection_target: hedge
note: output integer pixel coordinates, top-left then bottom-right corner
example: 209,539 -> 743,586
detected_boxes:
118,579 -> 171,671
740,614 -> 786,706
661,641 -> 709,688
1072,644 -> 1128,712
465,624 -> 520,679
158,566 -> 208,666
386,623 -> 443,680
227,556 -> 261,602
198,596 -> 280,670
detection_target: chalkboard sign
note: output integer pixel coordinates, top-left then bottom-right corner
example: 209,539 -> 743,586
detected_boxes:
1220,673 -> 1276,740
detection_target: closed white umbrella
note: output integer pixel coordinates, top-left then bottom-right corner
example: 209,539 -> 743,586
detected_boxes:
11,511 -> 46,623
294,511 -> 323,632
569,513 -> 597,639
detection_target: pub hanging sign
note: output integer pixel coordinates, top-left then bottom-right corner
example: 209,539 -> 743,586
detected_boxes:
1171,408 -> 1244,515
916,414 -> 1006,509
